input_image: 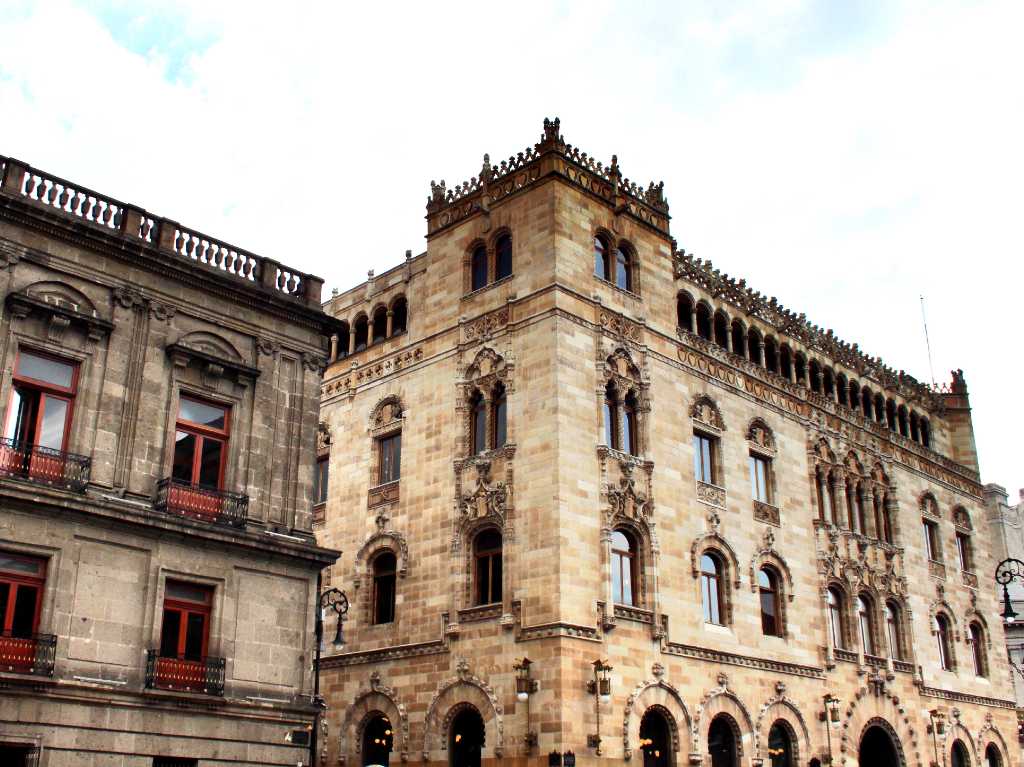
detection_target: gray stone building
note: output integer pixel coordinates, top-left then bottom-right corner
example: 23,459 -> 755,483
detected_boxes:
0,155 -> 339,766
986,484 -> 1024,708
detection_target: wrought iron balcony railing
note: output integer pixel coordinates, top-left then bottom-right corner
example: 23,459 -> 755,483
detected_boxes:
153,478 -> 248,528
0,438 -> 91,492
145,649 -> 225,696
0,631 -> 56,676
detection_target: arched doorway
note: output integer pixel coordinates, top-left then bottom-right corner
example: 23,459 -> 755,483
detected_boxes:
361,712 -> 393,766
640,707 -> 673,767
708,715 -> 739,767
449,705 -> 485,767
859,723 -> 901,767
951,739 -> 971,767
985,743 -> 1002,767
767,720 -> 794,767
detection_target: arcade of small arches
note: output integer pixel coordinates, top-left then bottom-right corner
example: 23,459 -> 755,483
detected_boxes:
676,292 -> 931,448
811,444 -> 896,544
332,294 -> 410,360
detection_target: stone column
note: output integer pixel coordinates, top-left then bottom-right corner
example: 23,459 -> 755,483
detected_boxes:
385,309 -> 394,338
329,334 -> 338,362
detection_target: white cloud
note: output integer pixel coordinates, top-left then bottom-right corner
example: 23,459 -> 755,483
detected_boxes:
1,0 -> 1021,493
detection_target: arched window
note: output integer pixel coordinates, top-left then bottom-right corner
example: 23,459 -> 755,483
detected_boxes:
337,321 -> 350,360
764,336 -> 779,373
491,383 -> 507,450
354,315 -> 369,352
449,706 -> 485,767
969,622 -> 987,677
951,740 -> 970,767
639,707 -> 672,767
794,353 -> 807,386
677,292 -> 694,331
495,234 -> 512,281
363,712 -> 394,766
910,411 -> 920,442
611,529 -> 637,606
390,297 -> 408,336
471,245 -> 488,291
779,345 -> 792,378
809,360 -> 821,393
985,744 -> 1002,767
827,586 -> 847,650
713,311 -> 729,348
594,235 -> 611,281
603,382 -> 619,450
935,613 -> 953,670
822,368 -> 835,398
473,529 -> 502,606
614,244 -> 632,291
885,601 -> 903,660
848,380 -> 860,412
708,715 -> 738,767
622,391 -> 638,456
371,552 -> 397,625
696,303 -> 713,341
768,722 -> 794,767
873,393 -> 885,423
470,390 -> 487,455
747,328 -> 763,366
879,493 -> 893,543
857,594 -> 876,655
861,387 -> 873,419
758,567 -> 781,637
700,553 -> 724,625
731,320 -> 747,358
372,306 -> 388,344
920,418 -> 931,448
885,399 -> 897,431
897,405 -> 909,437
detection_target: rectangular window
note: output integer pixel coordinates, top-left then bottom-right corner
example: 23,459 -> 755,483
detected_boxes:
956,532 -> 973,572
749,454 -> 770,502
160,580 -> 213,661
923,519 -> 941,562
0,553 -> 46,638
313,457 -> 329,506
172,396 -> 229,490
378,433 -> 401,484
4,350 -> 78,452
693,433 -> 715,484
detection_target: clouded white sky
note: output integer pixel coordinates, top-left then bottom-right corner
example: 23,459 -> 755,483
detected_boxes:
1,0 -> 1021,497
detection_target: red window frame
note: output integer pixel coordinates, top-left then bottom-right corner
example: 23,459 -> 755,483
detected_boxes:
3,348 -> 79,451
159,581 -> 213,660
0,553 -> 47,637
172,395 -> 230,490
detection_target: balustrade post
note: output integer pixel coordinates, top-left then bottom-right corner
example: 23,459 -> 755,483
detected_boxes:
155,219 -> 180,252
0,159 -> 28,194
304,274 -> 324,306
119,206 -> 145,240
260,258 -> 281,291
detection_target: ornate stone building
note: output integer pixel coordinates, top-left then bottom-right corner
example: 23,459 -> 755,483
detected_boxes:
985,484 -> 1024,707
316,119 -> 1017,767
0,156 -> 338,765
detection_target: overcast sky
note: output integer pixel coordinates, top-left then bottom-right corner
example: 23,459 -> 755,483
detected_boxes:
1,1 -> 1020,497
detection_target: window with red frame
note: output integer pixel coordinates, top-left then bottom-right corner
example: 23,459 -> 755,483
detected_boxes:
172,397 -> 229,490
0,552 -> 46,639
159,580 -> 213,661
3,350 -> 78,451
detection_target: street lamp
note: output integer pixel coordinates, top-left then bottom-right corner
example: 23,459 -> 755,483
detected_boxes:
514,658 -> 539,749
995,558 -> 1024,623
928,708 -> 947,767
586,660 -> 612,754
320,587 -> 350,648
311,584 -> 349,767
818,694 -> 841,765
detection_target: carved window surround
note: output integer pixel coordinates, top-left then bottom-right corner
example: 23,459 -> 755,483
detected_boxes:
961,570 -> 978,589
753,500 -> 780,526
613,604 -> 654,624
457,603 -> 504,624
166,342 -> 260,385
6,291 -> 114,342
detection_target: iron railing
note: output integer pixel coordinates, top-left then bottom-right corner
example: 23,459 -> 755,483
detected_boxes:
0,631 -> 56,676
0,438 -> 90,492
145,649 -> 225,696
153,477 -> 248,528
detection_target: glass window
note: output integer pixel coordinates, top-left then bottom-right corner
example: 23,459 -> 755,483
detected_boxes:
611,530 -> 636,606
160,580 -> 213,661
701,553 -> 723,625
15,351 -> 75,389
956,532 -> 973,572
828,587 -> 846,650
857,595 -> 875,655
491,385 -> 507,450
758,568 -> 780,636
470,392 -> 487,454
749,454 -> 770,502
372,552 -> 397,625
471,246 -> 488,291
622,392 -> 638,456
495,235 -> 512,281
594,236 -> 609,280
936,614 -> 952,670
970,623 -> 986,677
172,397 -> 229,490
178,398 -> 226,430
473,529 -> 502,606
0,553 -> 46,639
378,433 -> 401,484
614,247 -> 631,291
603,384 -> 618,450
4,350 -> 78,451
694,433 -> 715,484
923,519 -> 941,561
313,457 -> 329,506
885,602 -> 903,660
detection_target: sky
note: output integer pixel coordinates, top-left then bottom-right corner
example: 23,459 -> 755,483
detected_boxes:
1,0 -> 1021,496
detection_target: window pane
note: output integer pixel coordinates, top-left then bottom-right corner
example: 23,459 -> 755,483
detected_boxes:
172,432 -> 197,482
17,352 -> 74,389
4,386 -> 39,442
374,573 -> 396,624
184,612 -> 205,660
760,589 -> 777,635
495,236 -> 512,280
604,402 -> 615,448
620,555 -> 632,605
0,583 -> 8,632
160,609 -> 181,657
11,584 -> 39,637
623,410 -> 635,455
471,248 -> 488,291
314,459 -> 329,505
492,553 -> 502,602
379,434 -> 401,483
166,581 -> 211,604
0,554 -> 44,576
615,249 -> 630,290
493,399 -> 507,448
178,398 -> 226,430
594,238 -> 606,278
197,438 -> 223,489
473,403 -> 487,454
36,397 -> 69,449
476,556 -> 490,605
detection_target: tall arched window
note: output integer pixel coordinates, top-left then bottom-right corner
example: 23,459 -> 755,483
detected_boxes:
603,382 -> 618,450
861,387 -> 873,419
827,587 -> 846,650
731,320 -> 747,358
713,311 -> 729,348
809,360 -> 822,393
371,552 -> 397,625
758,567 -> 781,637
985,744 -> 1002,767
594,236 -> 610,280
764,337 -> 779,373
935,614 -> 953,670
611,529 -> 637,606
696,303 -> 713,340
747,328 -> 763,366
969,622 -> 987,677
336,321 -> 350,360
491,383 -> 507,450
470,390 -> 487,455
495,234 -> 512,281
614,245 -> 632,291
622,391 -> 638,456
471,245 -> 488,292
372,306 -> 388,344
779,345 -> 792,378
951,740 -> 970,767
677,292 -> 694,331
885,601 -> 904,660
473,529 -> 502,606
857,594 -> 876,655
354,315 -> 369,352
390,296 -> 408,336
700,553 -> 724,625
794,354 -> 807,386
708,715 -> 738,767
363,713 -> 394,766
768,722 -> 794,767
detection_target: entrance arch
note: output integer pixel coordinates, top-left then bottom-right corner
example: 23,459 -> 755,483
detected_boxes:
448,705 -> 485,767
640,706 -> 674,767
708,714 -> 740,767
859,722 -> 902,767
361,712 -> 393,766
767,720 -> 795,767
951,739 -> 971,767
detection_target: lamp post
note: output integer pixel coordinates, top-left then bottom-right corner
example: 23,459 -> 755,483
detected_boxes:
818,694 -> 841,765
995,558 -> 1024,623
586,660 -> 612,755
514,657 -> 539,749
928,708 -> 947,767
310,580 -> 349,767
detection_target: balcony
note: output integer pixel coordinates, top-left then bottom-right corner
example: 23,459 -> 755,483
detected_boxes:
0,631 -> 56,676
145,649 -> 225,696
0,438 -> 90,492
154,478 -> 248,528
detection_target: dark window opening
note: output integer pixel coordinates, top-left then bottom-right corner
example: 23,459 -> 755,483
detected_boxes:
713,312 -> 729,348
594,236 -> 610,281
491,384 -> 507,450
495,235 -> 512,281
172,397 -> 229,491
936,614 -> 953,670
391,297 -> 408,336
372,307 -> 388,344
354,316 -> 369,352
747,328 -> 763,366
470,391 -> 487,455
337,322 -> 350,359
696,304 -> 712,340
377,433 -> 401,484
3,349 -> 77,451
160,580 -> 212,662
363,714 -> 394,767
372,552 -> 397,625
473,529 -> 502,606
779,345 -> 792,378
604,382 -> 619,450
622,391 -> 638,456
708,715 -> 738,767
471,246 -> 488,291
677,293 -> 694,331
731,321 -> 747,358
764,337 -> 779,373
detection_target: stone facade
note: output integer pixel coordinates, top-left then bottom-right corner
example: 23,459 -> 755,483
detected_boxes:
316,119 -> 1018,767
985,484 -> 1024,709
0,156 -> 338,766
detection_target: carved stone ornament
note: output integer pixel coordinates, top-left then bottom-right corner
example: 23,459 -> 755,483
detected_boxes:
302,350 -> 327,375
690,394 -> 725,431
316,421 -> 332,452
370,395 -> 404,431
257,337 -> 280,357
113,285 -> 146,309
459,461 -> 510,526
464,307 -> 510,343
